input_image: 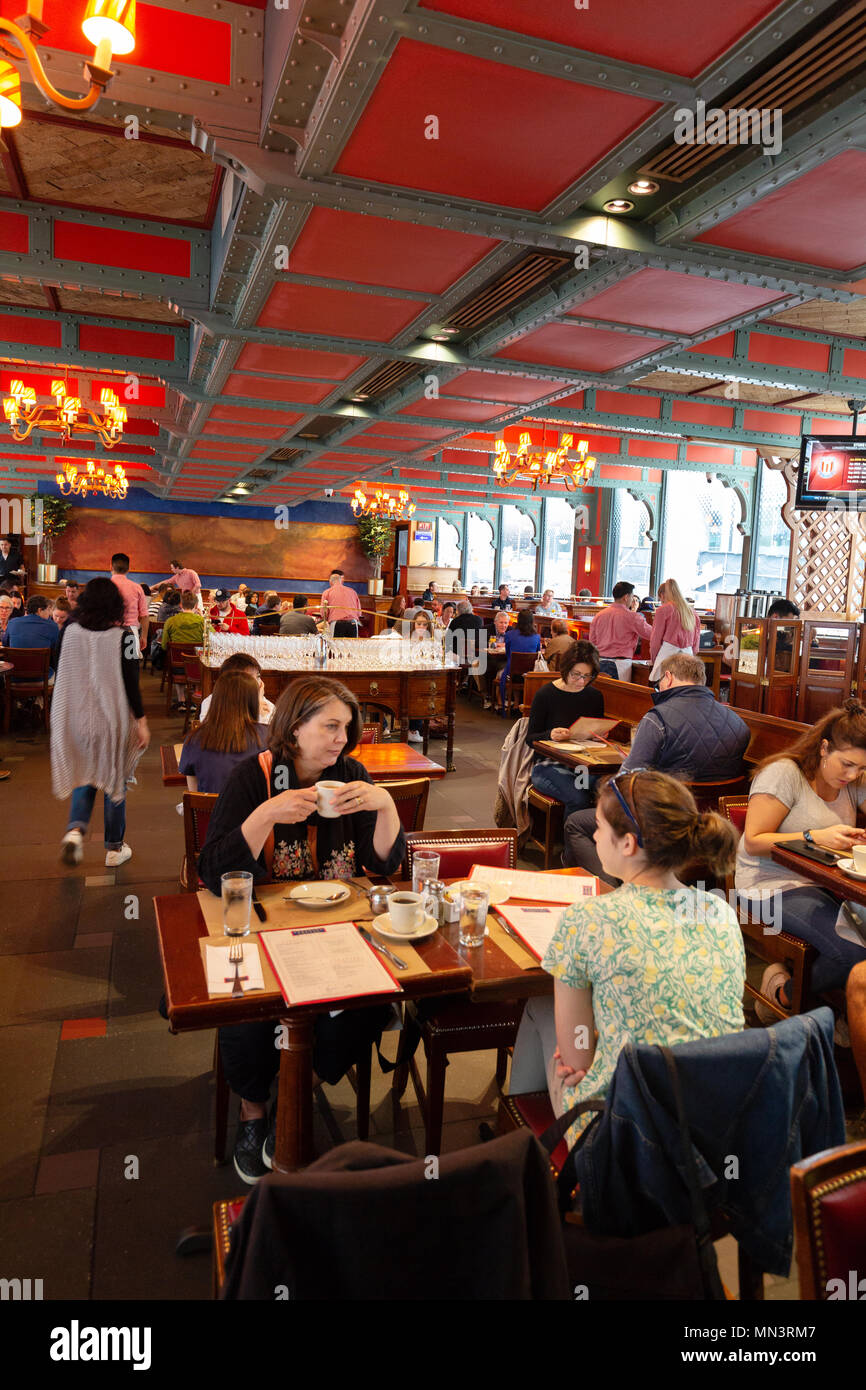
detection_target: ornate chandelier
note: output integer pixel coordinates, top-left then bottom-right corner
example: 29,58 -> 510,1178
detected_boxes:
492,430 -> 597,492
3,379 -> 127,447
0,3 -> 136,140
56,458 -> 128,500
351,485 -> 416,519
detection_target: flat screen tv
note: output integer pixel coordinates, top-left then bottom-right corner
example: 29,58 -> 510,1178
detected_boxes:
795,435 -> 866,510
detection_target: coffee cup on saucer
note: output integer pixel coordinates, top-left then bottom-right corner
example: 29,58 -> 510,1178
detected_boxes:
388,891 -> 429,934
852,844 -> 866,874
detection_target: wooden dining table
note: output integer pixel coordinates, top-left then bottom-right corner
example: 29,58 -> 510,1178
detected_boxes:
771,843 -> 866,921
154,867 -> 596,1171
531,736 -> 631,773
160,739 -> 447,788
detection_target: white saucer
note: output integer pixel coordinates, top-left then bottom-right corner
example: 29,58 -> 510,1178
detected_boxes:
450,879 -> 511,905
372,911 -> 438,942
836,858 -> 866,880
286,881 -> 352,908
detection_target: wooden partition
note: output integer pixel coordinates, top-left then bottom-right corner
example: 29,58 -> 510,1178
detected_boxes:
796,620 -> 858,723
728,617 -> 767,712
765,620 -> 802,720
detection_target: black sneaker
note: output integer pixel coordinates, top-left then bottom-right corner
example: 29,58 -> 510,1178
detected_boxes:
262,1106 -> 276,1170
233,1118 -> 268,1184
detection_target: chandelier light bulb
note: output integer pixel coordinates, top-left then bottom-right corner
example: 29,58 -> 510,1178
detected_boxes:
82,0 -> 137,56
0,61 -> 22,129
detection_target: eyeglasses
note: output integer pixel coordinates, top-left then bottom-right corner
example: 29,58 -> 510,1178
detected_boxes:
608,768 -> 649,848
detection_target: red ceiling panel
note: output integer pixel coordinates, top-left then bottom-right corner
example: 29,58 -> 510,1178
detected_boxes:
223,374 -> 334,404
0,314 -> 62,347
54,223 -> 191,278
78,324 -> 175,361
209,403 -> 301,423
496,324 -> 670,371
189,445 -> 261,460
256,283 -> 424,341
418,0 -> 782,79
399,398 -> 505,422
89,379 -> 166,408
743,409 -> 803,433
0,211 -> 28,254
235,345 -> 367,379
572,268 -> 785,334
1,369 -> 76,394
843,348 -> 866,380
289,208 -> 497,293
202,421 -> 292,440
627,438 -> 678,460
671,400 -> 736,427
694,153 -> 866,272
355,422 -> 453,439
24,2 -> 233,84
687,443 -> 736,465
595,390 -> 661,419
748,334 -> 829,373
442,371 -> 562,403
335,41 -> 658,212
686,331 -> 736,358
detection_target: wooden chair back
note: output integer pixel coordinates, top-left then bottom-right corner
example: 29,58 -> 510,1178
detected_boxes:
3,645 -> 51,684
379,778 -> 430,832
791,1141 -> 866,1298
404,828 -> 518,881
182,792 -> 219,893
360,722 -> 381,744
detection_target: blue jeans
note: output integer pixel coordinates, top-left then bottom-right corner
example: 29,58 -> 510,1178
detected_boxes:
67,785 -> 126,851
530,761 -> 594,819
772,887 -> 866,996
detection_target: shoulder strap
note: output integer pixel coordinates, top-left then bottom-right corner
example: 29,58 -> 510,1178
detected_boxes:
257,751 -> 275,876
538,1097 -> 606,1213
660,1046 -> 725,1300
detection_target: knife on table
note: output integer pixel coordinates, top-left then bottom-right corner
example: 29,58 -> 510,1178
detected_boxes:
358,926 -> 407,971
252,894 -> 267,923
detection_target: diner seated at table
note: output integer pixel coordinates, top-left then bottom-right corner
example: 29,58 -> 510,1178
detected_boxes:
527,640 -> 605,817
0,593 -> 14,640
156,587 -> 181,625
51,597 -> 72,629
179,670 -> 268,794
251,595 -> 282,634
735,699 -> 866,1029
499,607 -> 541,708
199,653 -> 275,725
279,593 -> 319,636
510,770 -> 745,1145
161,592 -> 205,708
210,589 -> 250,635
543,619 -> 574,672
473,609 -> 511,707
6,595 -> 60,675
563,653 -> 750,881
534,589 -> 566,618
197,676 -> 405,1184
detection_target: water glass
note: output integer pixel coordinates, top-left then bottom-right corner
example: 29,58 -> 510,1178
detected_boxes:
458,886 -> 489,948
412,849 -> 440,895
222,871 -> 253,937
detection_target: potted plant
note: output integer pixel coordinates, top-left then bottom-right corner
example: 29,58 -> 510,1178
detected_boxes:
356,511 -> 392,596
29,493 -> 73,582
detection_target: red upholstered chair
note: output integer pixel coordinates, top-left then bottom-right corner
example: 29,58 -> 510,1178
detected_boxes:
718,796 -> 815,1018
394,829 -> 521,1154
379,778 -> 429,832
167,642 -> 200,714
500,650 -> 537,715
791,1141 -> 866,1299
360,722 -> 381,744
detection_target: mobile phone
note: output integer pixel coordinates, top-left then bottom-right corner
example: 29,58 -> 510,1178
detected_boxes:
778,838 -> 839,866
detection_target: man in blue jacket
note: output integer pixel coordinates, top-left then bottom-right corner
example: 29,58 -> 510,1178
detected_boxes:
563,652 -> 749,881
6,594 -> 60,675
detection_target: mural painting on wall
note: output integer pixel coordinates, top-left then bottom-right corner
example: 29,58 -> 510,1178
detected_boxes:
51,508 -> 379,581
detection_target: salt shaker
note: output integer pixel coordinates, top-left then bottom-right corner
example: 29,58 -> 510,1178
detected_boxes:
425,880 -> 447,926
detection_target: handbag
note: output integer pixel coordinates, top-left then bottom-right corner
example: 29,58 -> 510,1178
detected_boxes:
538,1046 -> 726,1301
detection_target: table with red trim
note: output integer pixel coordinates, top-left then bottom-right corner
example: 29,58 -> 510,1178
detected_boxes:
160,739 -> 447,787
154,867 -> 598,1170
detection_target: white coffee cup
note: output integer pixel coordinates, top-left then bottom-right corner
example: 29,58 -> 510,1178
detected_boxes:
388,891 -> 428,934
853,844 -> 866,873
316,780 -> 343,818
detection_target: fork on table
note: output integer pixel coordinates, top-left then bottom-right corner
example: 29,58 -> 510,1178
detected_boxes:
228,938 -> 245,997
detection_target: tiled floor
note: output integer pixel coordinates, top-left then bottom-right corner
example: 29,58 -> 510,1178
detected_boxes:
0,677 -> 859,1299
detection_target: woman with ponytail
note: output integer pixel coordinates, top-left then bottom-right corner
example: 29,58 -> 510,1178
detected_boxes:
649,577 -> 702,682
736,698 -> 866,1024
509,770 -> 745,1138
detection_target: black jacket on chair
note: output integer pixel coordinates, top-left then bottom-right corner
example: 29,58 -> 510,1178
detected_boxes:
221,1131 -> 570,1300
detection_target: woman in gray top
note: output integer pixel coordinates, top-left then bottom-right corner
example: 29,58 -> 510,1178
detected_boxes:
735,699 -> 866,1024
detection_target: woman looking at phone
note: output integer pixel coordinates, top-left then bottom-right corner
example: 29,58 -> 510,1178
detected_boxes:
197,676 -> 404,1184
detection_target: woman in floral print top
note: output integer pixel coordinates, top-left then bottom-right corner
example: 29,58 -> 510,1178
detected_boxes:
199,676 -> 406,1185
198,676 -> 405,894
509,769 -> 745,1146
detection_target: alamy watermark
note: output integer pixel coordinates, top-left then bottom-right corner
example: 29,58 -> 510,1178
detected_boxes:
0,496 -> 42,546
673,99 -> 782,157
676,882 -> 782,935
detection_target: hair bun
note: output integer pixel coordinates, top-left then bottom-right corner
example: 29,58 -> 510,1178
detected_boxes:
843,697 -> 866,717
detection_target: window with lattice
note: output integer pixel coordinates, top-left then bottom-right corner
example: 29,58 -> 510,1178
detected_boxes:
753,463 -> 791,592
660,473 -> 743,600
612,490 -> 652,595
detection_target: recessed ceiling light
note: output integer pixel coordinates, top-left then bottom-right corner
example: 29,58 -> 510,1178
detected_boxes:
349,393 -> 368,402
603,198 -> 634,214
424,324 -> 459,341
627,179 -> 659,196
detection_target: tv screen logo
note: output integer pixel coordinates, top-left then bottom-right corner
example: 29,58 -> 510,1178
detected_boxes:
809,450 -> 847,491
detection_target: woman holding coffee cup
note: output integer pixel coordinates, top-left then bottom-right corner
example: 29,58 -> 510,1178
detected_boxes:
736,698 -> 866,1026
198,676 -> 405,1184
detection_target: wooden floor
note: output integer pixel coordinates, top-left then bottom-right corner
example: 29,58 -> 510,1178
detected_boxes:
0,672 -> 857,1299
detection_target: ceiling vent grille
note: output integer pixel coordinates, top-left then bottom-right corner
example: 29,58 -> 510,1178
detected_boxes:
442,252 -> 570,333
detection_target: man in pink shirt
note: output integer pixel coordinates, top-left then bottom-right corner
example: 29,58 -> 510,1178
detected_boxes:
110,552 -> 148,648
162,560 -> 201,596
589,581 -> 653,663
321,568 -> 362,632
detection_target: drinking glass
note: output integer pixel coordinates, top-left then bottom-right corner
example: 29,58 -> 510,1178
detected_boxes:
412,849 -> 440,896
222,871 -> 253,937
458,886 -> 489,948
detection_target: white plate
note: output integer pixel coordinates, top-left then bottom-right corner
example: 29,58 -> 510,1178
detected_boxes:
836,858 -> 866,880
372,911 -> 439,942
286,881 -> 352,908
451,879 -> 511,906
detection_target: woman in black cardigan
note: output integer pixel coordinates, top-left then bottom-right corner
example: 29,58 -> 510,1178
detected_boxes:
199,676 -> 405,1184
527,640 -> 605,818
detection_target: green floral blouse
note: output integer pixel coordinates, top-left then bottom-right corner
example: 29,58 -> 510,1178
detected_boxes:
543,884 -> 745,1144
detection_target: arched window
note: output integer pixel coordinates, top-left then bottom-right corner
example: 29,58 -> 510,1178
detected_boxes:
465,513 -> 495,589
500,505 -> 537,591
612,490 -> 652,594
541,497 -> 577,595
436,518 -> 461,570
660,473 -> 743,600
753,462 -> 790,591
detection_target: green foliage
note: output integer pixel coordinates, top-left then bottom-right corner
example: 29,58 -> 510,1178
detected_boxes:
29,493 -> 73,540
356,511 -> 392,560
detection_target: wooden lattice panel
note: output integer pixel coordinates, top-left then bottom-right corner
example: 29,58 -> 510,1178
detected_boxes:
790,393 -> 852,416
766,298 -> 866,337
0,279 -> 48,308
630,371 -> 713,392
790,511 -> 854,614
56,290 -> 183,324
704,382 -> 798,405
14,123 -> 214,222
